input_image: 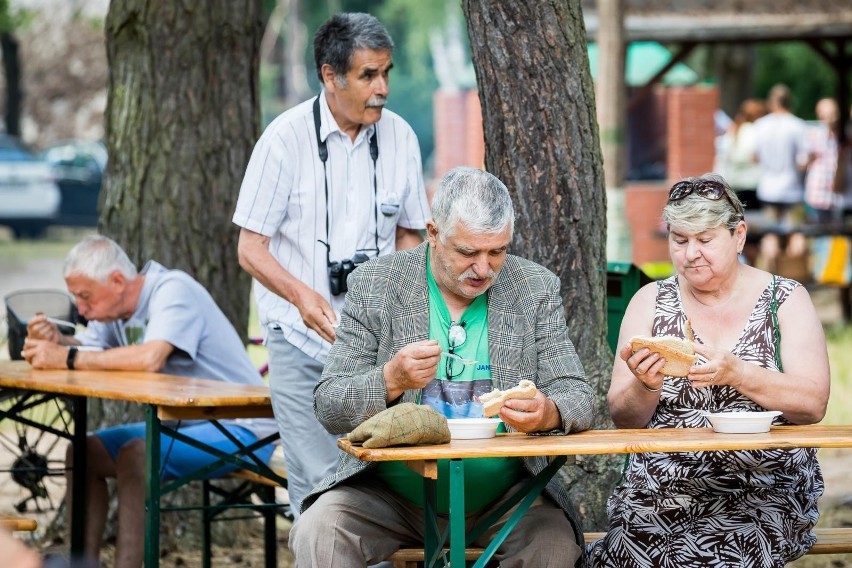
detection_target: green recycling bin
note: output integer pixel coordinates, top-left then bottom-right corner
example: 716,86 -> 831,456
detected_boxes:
606,262 -> 652,353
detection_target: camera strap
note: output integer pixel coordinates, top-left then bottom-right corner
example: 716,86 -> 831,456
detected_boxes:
313,94 -> 380,267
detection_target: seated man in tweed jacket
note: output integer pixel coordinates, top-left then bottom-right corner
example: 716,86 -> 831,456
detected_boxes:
290,167 -> 595,567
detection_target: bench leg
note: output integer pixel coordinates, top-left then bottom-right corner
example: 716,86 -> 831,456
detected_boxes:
256,484 -> 278,568
202,480 -> 212,568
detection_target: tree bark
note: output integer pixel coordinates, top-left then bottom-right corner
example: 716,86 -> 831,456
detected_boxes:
95,0 -> 264,550
715,44 -> 755,119
1,30 -> 22,137
102,0 -> 263,342
462,0 -> 621,531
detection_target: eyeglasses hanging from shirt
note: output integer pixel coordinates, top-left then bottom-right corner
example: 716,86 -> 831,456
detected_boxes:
313,95 -> 393,295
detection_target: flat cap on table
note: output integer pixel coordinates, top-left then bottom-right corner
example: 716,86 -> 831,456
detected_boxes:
348,403 -> 451,449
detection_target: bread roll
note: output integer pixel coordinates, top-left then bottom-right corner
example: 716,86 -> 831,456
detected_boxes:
479,380 -> 538,417
629,335 -> 696,377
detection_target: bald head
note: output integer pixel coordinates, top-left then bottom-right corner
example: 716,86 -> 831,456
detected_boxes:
816,98 -> 839,127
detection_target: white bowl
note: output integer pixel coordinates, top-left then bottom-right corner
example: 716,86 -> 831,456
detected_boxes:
703,410 -> 782,434
446,418 -> 501,440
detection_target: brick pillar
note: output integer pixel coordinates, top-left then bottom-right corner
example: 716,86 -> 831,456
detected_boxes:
625,182 -> 671,265
666,85 -> 719,183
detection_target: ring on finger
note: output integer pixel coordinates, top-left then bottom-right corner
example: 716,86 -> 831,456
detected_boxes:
635,368 -> 646,375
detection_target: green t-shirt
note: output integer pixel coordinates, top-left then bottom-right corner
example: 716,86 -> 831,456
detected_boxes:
376,246 -> 523,513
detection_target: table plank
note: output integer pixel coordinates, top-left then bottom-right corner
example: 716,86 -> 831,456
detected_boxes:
0,360 -> 272,409
0,360 -> 277,568
338,425 -> 852,461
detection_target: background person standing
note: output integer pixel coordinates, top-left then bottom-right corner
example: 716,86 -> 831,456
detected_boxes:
752,84 -> 811,275
233,12 -> 429,518
714,98 -> 766,209
805,97 -> 842,223
753,83 -> 810,226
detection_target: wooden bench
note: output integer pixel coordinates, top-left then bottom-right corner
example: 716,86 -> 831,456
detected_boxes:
809,527 -> 852,554
387,528 -> 852,567
0,516 -> 38,532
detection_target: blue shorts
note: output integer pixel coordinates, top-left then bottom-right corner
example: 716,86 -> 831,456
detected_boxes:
94,422 -> 275,481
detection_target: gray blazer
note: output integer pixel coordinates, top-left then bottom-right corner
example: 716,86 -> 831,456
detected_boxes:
306,242 -> 596,548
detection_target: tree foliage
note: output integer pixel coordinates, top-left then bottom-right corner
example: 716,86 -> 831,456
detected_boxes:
684,41 -> 838,120
753,42 -> 836,119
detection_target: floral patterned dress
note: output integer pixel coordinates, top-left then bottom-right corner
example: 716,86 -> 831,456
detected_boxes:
586,275 -> 823,567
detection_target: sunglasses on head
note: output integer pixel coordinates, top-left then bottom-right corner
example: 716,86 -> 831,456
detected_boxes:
668,180 -> 743,216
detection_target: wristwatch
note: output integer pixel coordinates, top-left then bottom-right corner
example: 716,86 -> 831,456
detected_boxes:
66,346 -> 79,370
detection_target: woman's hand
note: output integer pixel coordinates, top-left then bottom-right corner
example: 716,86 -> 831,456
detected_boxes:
619,343 -> 666,392
688,343 -> 745,389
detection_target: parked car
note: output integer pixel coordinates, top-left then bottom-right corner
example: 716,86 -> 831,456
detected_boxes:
0,135 -> 61,239
41,140 -> 106,228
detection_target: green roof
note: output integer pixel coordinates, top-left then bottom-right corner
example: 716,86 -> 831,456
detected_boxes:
588,41 -> 699,86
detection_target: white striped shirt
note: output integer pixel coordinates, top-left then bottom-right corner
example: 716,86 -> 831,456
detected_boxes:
233,91 -> 429,360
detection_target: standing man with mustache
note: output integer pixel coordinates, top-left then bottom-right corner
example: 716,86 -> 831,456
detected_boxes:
233,12 -> 429,519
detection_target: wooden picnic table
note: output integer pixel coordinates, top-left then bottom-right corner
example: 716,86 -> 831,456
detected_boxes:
0,360 -> 280,568
340,425 -> 852,568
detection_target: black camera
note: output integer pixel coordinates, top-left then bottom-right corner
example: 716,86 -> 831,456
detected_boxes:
328,252 -> 369,296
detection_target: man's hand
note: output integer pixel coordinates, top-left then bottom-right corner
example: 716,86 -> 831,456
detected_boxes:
294,285 -> 338,343
23,338 -> 71,369
499,391 -> 562,433
383,340 -> 442,402
26,314 -> 63,343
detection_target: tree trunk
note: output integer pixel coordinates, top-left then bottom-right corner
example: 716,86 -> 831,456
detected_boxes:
462,0 -> 621,531
1,30 -> 22,137
102,0 -> 262,342
715,44 -> 755,119
95,0 -> 264,551
596,0 -> 632,263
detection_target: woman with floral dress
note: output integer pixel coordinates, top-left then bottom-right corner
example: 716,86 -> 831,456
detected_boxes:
587,173 -> 830,567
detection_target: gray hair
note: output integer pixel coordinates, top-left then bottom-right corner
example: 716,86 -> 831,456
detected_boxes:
663,173 -> 745,234
63,235 -> 138,282
313,13 -> 394,83
431,167 -> 515,242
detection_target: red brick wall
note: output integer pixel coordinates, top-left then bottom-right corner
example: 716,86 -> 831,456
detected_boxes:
666,85 -> 719,182
625,182 -> 671,265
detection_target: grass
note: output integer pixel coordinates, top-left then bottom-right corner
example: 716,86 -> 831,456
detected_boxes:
822,324 -> 852,425
0,227 -> 94,261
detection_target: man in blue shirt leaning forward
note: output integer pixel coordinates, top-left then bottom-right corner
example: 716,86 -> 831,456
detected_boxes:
23,235 -> 277,568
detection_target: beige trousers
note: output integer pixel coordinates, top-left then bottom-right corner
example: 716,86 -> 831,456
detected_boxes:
290,473 -> 582,567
